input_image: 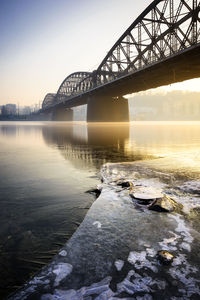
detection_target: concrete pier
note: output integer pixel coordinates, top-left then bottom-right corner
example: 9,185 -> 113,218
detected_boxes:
87,95 -> 129,122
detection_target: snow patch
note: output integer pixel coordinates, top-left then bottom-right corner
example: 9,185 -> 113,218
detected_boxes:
114,260 -> 124,271
117,270 -> 166,295
93,221 -> 102,229
52,263 -> 73,287
59,250 -> 67,257
179,180 -> 200,194
128,250 -> 158,273
172,214 -> 193,245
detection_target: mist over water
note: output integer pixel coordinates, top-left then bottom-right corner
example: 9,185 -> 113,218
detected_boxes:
1,121 -> 200,298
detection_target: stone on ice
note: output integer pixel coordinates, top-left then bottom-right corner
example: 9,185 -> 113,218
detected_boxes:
117,180 -> 132,188
130,186 -> 163,201
157,250 -> 174,264
148,195 -> 182,213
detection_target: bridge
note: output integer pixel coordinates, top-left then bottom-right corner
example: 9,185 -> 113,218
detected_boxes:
42,0 -> 200,122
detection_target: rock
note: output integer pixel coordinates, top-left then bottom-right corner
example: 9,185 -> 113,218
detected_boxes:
148,195 -> 181,213
117,181 -> 132,188
86,188 -> 101,198
97,184 -> 103,191
157,250 -> 174,265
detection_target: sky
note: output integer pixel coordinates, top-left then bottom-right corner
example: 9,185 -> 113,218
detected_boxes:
0,0 -> 200,107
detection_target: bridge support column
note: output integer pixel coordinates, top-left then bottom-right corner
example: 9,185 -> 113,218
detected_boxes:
87,95 -> 129,122
52,106 -> 73,121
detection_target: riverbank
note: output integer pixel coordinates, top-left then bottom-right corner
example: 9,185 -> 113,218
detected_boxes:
8,159 -> 200,299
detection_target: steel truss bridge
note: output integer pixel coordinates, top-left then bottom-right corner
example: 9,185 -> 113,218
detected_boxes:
42,0 -> 200,121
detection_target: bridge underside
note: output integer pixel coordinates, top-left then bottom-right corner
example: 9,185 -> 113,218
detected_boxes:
87,95 -> 129,122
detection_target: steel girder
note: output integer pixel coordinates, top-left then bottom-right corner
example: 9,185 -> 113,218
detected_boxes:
42,93 -> 56,109
72,74 -> 94,94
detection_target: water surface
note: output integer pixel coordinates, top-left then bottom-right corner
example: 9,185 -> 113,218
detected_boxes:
1,121 -> 200,298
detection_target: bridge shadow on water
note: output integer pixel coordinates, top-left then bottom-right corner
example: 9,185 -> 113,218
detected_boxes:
41,122 -> 155,170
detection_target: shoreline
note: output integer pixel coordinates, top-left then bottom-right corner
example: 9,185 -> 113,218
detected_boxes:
8,161 -> 200,299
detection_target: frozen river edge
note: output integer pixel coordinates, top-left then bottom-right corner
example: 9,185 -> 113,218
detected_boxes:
8,161 -> 200,300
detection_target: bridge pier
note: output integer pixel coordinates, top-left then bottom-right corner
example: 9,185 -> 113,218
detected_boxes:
52,106 -> 73,121
87,95 -> 129,122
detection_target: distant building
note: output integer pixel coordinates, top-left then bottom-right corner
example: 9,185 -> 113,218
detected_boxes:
20,106 -> 31,115
1,104 -> 17,116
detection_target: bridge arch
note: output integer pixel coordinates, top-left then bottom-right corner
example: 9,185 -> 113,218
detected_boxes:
55,71 -> 92,103
42,93 -> 56,110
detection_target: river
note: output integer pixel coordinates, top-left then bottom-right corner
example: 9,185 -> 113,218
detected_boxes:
0,121 -> 200,298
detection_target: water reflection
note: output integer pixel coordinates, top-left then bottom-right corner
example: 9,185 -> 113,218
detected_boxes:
129,122 -> 200,152
42,123 -> 154,170
0,124 -> 17,136
0,122 -> 43,142
41,122 -> 200,178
